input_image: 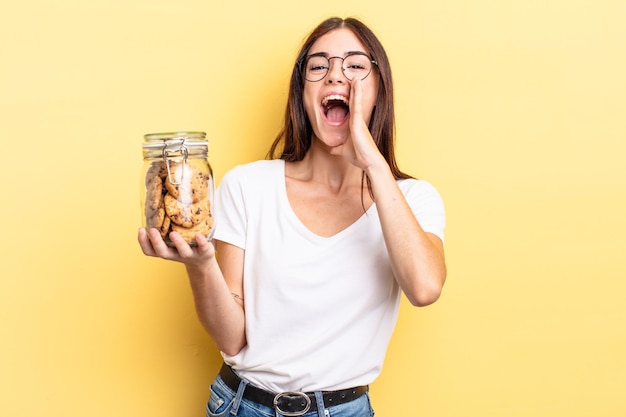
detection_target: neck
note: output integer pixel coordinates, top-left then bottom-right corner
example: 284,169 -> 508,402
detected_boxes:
286,147 -> 363,192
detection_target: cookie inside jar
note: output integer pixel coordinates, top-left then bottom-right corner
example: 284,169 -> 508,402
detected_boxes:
142,131 -> 214,246
144,159 -> 214,246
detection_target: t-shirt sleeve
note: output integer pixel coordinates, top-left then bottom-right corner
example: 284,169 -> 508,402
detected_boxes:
402,180 -> 446,244
213,166 -> 248,249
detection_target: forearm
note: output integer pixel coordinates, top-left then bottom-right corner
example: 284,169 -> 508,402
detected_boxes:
138,219 -> 247,354
185,259 -> 246,355
366,163 -> 447,306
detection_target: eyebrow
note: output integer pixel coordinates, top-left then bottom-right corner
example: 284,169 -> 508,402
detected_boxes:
307,50 -> 367,57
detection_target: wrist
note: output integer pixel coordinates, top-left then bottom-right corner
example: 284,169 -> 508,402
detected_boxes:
185,255 -> 219,280
364,159 -> 393,182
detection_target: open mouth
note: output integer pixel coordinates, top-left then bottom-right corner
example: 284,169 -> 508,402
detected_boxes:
322,94 -> 350,123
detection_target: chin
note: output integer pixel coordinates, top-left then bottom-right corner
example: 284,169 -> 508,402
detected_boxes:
318,131 -> 348,149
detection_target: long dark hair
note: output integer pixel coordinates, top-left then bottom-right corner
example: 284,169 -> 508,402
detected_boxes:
267,17 -> 412,181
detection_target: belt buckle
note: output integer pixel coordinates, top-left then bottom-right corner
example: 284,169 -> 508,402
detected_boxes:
273,391 -> 311,416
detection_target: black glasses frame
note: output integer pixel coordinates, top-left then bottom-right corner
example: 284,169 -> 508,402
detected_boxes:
300,51 -> 378,82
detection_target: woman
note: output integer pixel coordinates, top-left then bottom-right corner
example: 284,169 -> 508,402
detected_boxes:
139,16 -> 446,417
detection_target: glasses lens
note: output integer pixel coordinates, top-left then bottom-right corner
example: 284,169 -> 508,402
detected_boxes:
304,56 -> 330,82
343,54 -> 373,81
303,54 -> 374,82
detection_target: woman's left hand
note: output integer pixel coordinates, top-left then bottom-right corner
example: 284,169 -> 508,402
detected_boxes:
330,78 -> 383,171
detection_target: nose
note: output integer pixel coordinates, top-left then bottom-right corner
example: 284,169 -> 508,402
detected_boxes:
326,57 -> 347,83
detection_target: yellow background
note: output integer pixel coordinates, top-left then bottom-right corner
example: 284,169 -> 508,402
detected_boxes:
1,0 -> 625,416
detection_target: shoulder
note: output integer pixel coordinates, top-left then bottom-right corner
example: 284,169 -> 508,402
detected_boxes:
398,178 -> 443,200
398,178 -> 446,241
223,159 -> 283,177
398,178 -> 446,215
219,159 -> 284,186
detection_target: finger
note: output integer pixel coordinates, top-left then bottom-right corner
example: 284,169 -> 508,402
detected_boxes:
194,233 -> 215,255
146,227 -> 179,258
350,78 -> 363,122
167,231 -> 195,258
138,227 -> 158,257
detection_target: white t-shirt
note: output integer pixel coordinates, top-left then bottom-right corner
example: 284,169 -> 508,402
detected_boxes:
213,159 -> 445,392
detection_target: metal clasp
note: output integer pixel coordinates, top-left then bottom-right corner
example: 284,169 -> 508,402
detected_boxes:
162,137 -> 189,185
273,391 -> 311,416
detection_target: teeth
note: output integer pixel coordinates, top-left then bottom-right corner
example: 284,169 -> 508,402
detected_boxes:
322,94 -> 349,106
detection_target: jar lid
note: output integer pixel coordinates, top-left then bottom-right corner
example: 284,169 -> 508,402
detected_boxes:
143,131 -> 207,149
142,131 -> 209,159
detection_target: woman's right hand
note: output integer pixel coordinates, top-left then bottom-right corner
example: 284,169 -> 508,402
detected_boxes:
137,228 -> 216,270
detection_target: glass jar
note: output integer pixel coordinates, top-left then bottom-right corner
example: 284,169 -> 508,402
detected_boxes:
141,131 -> 214,246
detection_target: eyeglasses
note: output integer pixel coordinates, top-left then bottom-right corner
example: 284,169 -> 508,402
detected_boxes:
302,52 -> 378,82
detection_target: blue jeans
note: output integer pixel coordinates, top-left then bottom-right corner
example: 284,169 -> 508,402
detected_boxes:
206,373 -> 375,417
